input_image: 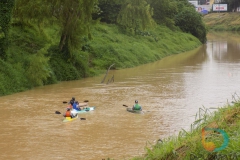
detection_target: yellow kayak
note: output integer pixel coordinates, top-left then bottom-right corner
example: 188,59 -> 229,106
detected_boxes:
63,115 -> 78,123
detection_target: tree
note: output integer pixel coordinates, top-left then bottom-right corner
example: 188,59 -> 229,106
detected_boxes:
0,0 -> 15,59
93,0 -> 122,23
117,0 -> 155,33
13,0 -> 50,20
175,8 -> 207,43
56,0 -> 97,55
13,0 -> 97,56
224,0 -> 240,12
147,0 -> 178,29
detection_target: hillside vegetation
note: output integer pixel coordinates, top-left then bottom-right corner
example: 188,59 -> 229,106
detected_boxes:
203,12 -> 240,31
0,22 -> 201,96
0,0 -> 207,96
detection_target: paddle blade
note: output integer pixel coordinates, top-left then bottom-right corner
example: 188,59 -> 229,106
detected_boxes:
84,100 -> 89,102
80,118 -> 86,120
55,111 -> 61,114
123,104 -> 128,107
63,101 -> 68,104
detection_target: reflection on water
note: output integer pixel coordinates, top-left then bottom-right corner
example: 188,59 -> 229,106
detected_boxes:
0,32 -> 240,160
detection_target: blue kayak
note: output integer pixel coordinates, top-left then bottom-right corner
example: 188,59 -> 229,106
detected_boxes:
71,107 -> 95,114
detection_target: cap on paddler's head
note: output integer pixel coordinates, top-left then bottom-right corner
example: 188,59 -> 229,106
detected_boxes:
72,97 -> 75,101
135,100 -> 138,103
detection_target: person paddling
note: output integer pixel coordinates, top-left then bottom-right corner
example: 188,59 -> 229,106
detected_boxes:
63,108 -> 75,118
68,97 -> 76,109
73,101 -> 81,111
132,100 -> 142,111
68,97 -> 89,111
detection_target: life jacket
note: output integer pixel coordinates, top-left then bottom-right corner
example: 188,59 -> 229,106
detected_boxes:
65,111 -> 71,117
133,104 -> 141,110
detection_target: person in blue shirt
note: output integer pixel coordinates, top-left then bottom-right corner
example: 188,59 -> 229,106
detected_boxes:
72,101 -> 81,111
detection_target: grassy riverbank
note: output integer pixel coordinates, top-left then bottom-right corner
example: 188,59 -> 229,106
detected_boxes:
0,22 -> 201,96
203,12 -> 240,31
131,94 -> 240,160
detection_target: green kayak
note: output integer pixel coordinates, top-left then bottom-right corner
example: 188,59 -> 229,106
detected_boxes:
126,108 -> 142,114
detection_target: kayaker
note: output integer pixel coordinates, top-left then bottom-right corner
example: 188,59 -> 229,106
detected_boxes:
71,97 -> 75,102
63,107 -> 74,118
69,97 -> 75,105
67,102 -> 73,110
132,100 -> 142,111
68,97 -> 76,109
72,101 -> 81,111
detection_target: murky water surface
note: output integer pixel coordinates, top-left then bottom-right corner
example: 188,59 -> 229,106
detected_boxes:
1,32 -> 240,160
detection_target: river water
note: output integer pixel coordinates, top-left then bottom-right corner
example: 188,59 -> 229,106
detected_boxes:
0,32 -> 240,160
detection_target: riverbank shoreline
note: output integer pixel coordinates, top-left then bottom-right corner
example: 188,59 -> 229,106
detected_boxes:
131,95 -> 240,160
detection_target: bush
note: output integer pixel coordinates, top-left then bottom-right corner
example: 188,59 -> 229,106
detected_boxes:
0,59 -> 29,96
175,8 -> 207,43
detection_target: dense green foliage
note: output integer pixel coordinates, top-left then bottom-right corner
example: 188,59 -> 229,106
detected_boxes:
117,0 -> 155,33
0,0 -> 206,96
0,0 -> 15,59
94,0 -> 122,23
175,8 -> 207,43
13,0 -> 97,56
147,0 -> 178,29
95,0 -> 207,43
0,59 -> 29,96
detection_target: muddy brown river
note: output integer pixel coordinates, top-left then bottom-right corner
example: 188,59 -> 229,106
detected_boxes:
0,32 -> 240,160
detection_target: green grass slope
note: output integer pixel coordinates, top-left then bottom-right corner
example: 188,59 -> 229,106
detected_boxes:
85,24 -> 201,73
203,12 -> 240,31
0,22 -> 201,96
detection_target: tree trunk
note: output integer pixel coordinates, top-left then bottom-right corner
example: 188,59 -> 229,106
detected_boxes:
59,33 -> 67,51
101,64 -> 115,83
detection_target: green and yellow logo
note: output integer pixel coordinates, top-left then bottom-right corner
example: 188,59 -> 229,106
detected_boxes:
201,127 -> 229,152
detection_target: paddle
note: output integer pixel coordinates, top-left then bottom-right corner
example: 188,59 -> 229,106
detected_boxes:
55,111 -> 61,114
63,100 -> 89,103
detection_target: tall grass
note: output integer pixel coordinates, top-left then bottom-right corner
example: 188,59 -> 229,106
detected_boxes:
87,24 -> 201,71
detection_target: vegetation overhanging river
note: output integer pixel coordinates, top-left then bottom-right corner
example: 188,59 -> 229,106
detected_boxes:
0,32 -> 240,160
